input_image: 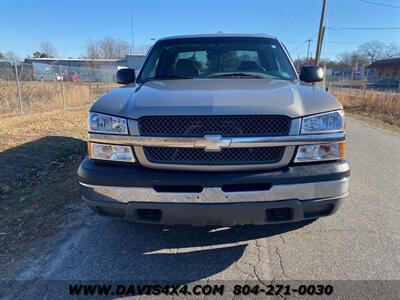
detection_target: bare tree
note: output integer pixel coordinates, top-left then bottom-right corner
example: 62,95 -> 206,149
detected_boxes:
85,37 -> 130,59
358,40 -> 385,64
40,41 -> 57,58
336,52 -> 352,67
99,37 -> 117,59
337,51 -> 368,69
384,43 -> 400,59
86,40 -> 101,59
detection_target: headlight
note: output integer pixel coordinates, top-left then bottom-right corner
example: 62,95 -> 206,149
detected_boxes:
89,143 -> 135,162
294,142 -> 345,162
88,112 -> 128,134
301,110 -> 345,134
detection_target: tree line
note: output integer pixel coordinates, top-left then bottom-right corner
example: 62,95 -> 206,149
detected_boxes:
0,37 -> 135,61
294,40 -> 400,71
1,38 -> 399,66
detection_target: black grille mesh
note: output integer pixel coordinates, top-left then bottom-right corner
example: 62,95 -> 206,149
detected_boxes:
139,115 -> 290,137
144,147 -> 285,165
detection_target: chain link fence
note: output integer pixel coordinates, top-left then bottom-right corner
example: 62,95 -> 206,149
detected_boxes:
0,61 -> 119,117
327,76 -> 400,118
1,61 -> 399,121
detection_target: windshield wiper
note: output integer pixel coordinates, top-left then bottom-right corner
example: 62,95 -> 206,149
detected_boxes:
208,72 -> 264,79
144,75 -> 194,81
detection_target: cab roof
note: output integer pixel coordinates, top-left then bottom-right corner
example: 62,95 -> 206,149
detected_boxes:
158,33 -> 277,41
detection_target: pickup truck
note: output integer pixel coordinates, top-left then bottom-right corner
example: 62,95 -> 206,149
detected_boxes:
78,34 -> 349,226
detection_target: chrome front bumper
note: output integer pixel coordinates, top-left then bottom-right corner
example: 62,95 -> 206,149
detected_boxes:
79,178 -> 348,225
78,158 -> 350,225
80,178 -> 348,204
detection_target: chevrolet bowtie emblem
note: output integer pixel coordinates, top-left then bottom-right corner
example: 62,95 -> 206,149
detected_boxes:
194,135 -> 232,152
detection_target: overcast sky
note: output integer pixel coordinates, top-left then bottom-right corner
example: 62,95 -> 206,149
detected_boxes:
1,0 -> 399,60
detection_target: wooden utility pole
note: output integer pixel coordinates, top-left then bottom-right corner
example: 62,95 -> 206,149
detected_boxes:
315,0 -> 327,65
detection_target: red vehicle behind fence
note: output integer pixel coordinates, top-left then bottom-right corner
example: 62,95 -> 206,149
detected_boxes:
71,74 -> 81,82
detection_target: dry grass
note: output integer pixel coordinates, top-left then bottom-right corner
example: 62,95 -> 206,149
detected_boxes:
0,106 -> 89,275
332,89 -> 400,126
0,80 -> 118,117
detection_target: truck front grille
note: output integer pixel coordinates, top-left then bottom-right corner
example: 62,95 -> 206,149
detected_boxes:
143,146 -> 285,165
139,115 -> 291,137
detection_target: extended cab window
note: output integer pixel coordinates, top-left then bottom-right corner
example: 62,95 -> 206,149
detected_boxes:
138,37 -> 297,82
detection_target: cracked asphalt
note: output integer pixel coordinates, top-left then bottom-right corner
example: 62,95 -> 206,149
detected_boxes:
4,117 -> 400,298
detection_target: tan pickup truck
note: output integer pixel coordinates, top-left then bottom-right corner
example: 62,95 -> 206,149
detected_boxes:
78,34 -> 349,226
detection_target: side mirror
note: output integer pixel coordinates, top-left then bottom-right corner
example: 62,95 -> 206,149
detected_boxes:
299,65 -> 324,83
116,68 -> 135,84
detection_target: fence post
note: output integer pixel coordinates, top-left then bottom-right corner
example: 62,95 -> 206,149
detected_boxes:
89,67 -> 93,103
14,61 -> 23,115
363,82 -> 367,111
59,65 -> 65,109
362,82 -> 367,102
340,73 -> 343,99
348,79 -> 352,106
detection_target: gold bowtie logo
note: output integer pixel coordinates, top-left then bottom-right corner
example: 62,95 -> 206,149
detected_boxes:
194,135 -> 232,152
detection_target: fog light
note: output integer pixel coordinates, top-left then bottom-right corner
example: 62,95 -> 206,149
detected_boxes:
89,143 -> 135,162
294,142 -> 344,162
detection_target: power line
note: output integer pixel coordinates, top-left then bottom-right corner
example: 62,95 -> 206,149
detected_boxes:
290,33 -> 317,53
291,40 -> 308,53
359,0 -> 400,9
327,26 -> 400,31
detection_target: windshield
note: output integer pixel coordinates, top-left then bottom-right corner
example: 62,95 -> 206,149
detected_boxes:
137,37 -> 297,82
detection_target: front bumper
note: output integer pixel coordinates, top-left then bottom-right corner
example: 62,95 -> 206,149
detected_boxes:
78,158 -> 349,226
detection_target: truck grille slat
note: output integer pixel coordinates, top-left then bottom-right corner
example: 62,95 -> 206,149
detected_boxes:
139,115 -> 290,137
144,147 -> 285,165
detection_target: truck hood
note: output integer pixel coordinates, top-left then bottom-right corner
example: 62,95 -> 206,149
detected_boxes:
91,79 -> 342,119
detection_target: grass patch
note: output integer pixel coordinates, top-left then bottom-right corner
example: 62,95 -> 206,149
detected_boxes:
332,89 -> 400,127
0,106 -> 89,275
0,80 -> 118,117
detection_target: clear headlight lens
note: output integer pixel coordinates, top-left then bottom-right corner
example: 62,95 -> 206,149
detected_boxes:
301,110 -> 345,134
88,112 -> 128,134
89,143 -> 135,162
294,142 -> 345,162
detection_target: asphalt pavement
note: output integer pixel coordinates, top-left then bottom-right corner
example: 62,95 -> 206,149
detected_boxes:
3,116 -> 400,298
